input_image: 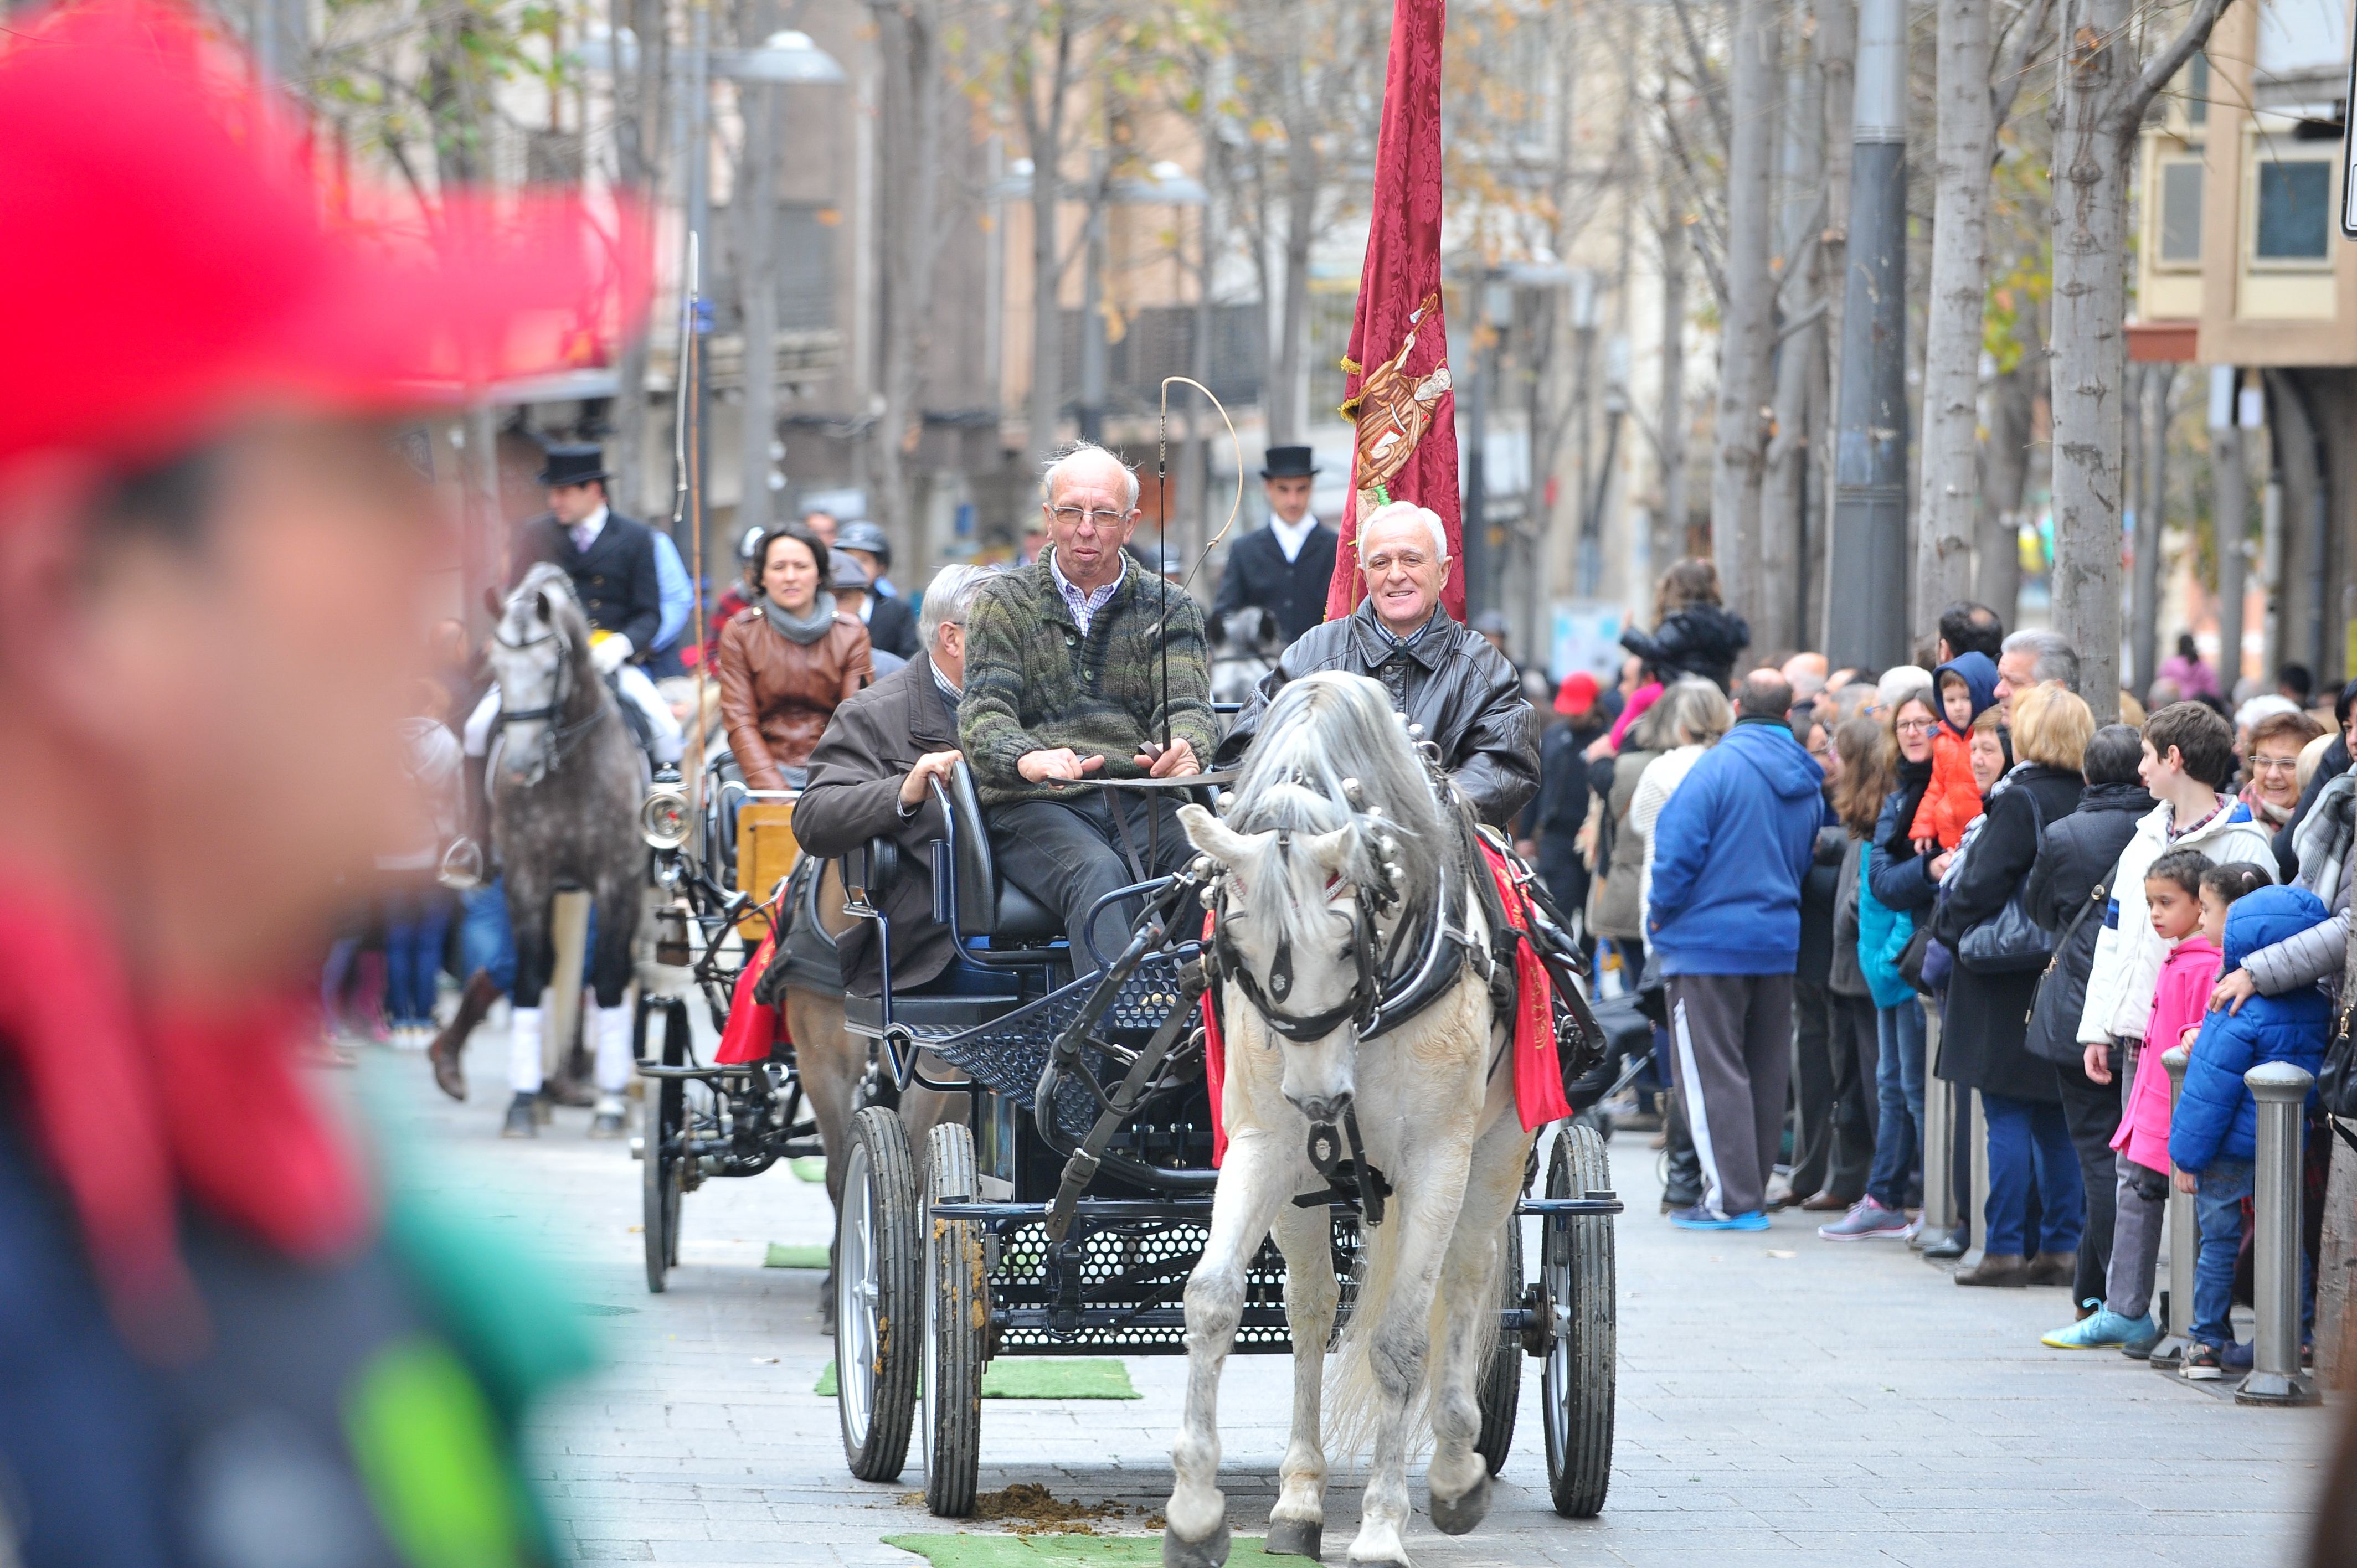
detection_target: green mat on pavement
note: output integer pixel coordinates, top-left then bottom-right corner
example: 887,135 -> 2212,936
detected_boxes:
883,1537 -> 1281,1567
812,1358 -> 1138,1399
790,1157 -> 828,1183
764,1243 -> 829,1269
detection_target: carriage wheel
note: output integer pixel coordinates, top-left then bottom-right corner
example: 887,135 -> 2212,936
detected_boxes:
1541,1122 -> 1616,1518
641,1005 -> 688,1292
1473,1216 -> 1523,1476
921,1121 -> 986,1517
837,1106 -> 920,1482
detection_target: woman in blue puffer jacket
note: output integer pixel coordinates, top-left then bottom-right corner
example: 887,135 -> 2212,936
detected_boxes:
2168,877 -> 2331,1375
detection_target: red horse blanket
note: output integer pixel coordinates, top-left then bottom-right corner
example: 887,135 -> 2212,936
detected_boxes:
1200,841 -> 1571,1164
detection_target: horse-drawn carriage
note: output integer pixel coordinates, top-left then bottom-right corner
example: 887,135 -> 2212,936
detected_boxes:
628,668 -> 1624,1557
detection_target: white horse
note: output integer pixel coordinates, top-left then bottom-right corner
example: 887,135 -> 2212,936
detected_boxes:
1207,604 -> 1284,710
1170,671 -> 1533,1568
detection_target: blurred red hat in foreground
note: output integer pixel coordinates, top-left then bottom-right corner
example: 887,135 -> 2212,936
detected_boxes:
0,0 -> 648,472
1555,670 -> 1599,716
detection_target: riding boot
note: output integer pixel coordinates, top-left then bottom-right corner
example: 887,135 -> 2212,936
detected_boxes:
588,1005 -> 632,1137
427,969 -> 498,1102
1662,1083 -> 1703,1212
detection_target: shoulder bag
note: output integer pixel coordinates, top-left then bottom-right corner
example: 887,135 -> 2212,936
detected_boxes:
1956,786 -> 2056,974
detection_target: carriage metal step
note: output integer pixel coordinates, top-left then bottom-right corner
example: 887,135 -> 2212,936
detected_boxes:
1516,1190 -> 1623,1216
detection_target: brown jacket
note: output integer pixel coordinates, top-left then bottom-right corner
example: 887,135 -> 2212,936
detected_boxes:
716,605 -> 873,788
793,653 -> 962,995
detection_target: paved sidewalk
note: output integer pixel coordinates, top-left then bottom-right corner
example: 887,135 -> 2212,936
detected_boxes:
367,1025 -> 2336,1568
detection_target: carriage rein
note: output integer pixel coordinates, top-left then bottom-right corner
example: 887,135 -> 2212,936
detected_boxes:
492,621 -> 608,772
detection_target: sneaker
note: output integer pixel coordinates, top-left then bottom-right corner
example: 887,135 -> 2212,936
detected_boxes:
1819,1198 -> 1913,1241
2042,1306 -> 2159,1350
2181,1341 -> 2224,1380
1666,1205 -> 1771,1232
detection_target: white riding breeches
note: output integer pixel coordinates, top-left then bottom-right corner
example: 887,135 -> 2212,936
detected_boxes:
463,665 -> 683,765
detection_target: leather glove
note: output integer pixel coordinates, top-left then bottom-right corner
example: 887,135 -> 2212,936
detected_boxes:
592,634 -> 632,674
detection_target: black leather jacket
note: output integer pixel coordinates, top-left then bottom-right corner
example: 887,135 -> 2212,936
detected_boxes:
1217,602 -> 1539,827
1620,602 -> 1750,690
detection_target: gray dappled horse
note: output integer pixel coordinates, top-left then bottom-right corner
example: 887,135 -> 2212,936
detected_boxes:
485,564 -> 646,1137
1208,605 -> 1284,710
1171,672 -> 1532,1568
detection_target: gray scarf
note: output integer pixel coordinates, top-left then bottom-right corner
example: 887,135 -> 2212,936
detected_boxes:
760,591 -> 838,646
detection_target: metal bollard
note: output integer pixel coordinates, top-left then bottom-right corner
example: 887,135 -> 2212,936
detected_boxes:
2149,1044 -> 2196,1370
2237,1062 -> 2320,1406
1917,1056 -> 1955,1249
1959,1090 -> 1991,1270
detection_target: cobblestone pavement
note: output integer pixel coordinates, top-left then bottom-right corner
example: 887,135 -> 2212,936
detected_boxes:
366,1020 -> 2337,1568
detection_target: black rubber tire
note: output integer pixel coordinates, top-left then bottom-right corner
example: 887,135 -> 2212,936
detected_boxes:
922,1122 -> 985,1517
1473,1216 -> 1522,1476
837,1106 -> 921,1482
1541,1122 -> 1615,1518
641,1006 -> 687,1292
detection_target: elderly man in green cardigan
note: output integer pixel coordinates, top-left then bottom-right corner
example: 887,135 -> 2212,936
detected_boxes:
959,442 -> 1217,974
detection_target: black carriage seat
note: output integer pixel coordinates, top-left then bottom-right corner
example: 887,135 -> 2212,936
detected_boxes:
936,758 -> 1062,950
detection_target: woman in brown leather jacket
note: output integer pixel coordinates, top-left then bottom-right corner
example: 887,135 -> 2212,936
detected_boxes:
715,525 -> 873,788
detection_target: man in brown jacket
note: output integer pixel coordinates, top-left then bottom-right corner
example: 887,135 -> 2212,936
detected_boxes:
795,565 -> 992,994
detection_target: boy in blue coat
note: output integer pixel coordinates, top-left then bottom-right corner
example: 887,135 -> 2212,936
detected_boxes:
2167,870 -> 2329,1379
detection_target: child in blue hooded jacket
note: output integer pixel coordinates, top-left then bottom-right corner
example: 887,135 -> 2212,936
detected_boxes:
2167,870 -> 2329,1379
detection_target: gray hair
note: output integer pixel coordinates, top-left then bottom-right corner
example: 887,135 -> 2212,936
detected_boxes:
1640,677 -> 1733,750
2002,628 -> 2080,692
1227,672 -> 1448,947
1040,440 -> 1140,512
918,563 -> 990,652
1354,499 -> 1449,563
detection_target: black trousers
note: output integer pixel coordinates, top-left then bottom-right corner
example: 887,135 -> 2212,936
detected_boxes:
988,790 -> 1198,977
2056,1046 -> 2124,1306
1789,977 -> 1836,1198
1800,993 -> 1881,1204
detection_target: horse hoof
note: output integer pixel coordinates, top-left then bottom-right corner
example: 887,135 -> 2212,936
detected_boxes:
1427,1473 -> 1490,1536
589,1111 -> 626,1139
1263,1518 -> 1322,1559
501,1094 -> 538,1139
1161,1520 -> 1229,1568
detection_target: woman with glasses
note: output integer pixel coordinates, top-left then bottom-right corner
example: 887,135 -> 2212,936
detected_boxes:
2241,710 -> 2324,831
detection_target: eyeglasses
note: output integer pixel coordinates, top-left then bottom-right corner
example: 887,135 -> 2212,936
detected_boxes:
1895,718 -> 1937,735
1049,506 -> 1130,530
2248,754 -> 2301,774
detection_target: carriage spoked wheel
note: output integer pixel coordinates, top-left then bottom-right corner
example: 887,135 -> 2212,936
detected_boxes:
641,1002 -> 688,1293
921,1122 -> 985,1517
1473,1216 -> 1523,1476
1541,1121 -> 1616,1518
837,1106 -> 920,1482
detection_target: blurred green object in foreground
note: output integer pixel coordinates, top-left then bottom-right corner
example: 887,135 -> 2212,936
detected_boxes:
764,1242 -> 830,1269
812,1358 -> 1138,1399
791,1156 -> 828,1183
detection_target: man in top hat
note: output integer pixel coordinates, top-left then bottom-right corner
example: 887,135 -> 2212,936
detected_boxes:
508,442 -> 683,767
1212,444 -> 1337,647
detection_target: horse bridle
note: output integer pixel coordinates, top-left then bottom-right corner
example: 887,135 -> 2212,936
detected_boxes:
493,620 -> 603,771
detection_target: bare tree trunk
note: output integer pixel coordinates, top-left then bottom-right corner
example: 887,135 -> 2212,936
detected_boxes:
735,0 -> 781,546
870,0 -> 950,551
1270,48 -> 1318,447
1711,0 -> 1782,627
2215,414 -> 2248,693
2047,0 -> 2229,723
461,406 -> 505,645
2131,364 -> 2174,695
1019,13 -> 1075,461
1917,0 -> 1993,643
1814,0 -> 1855,644
1975,342 -> 2037,624
1759,29 -> 1824,654
1658,209 -> 1691,570
612,0 -> 670,516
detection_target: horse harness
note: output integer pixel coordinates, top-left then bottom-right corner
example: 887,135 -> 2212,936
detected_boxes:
492,620 -> 611,774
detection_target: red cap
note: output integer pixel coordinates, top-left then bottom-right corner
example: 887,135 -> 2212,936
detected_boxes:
1555,671 -> 1599,715
0,1 -> 649,472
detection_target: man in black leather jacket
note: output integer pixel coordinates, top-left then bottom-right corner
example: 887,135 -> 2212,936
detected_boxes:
1217,500 -> 1537,827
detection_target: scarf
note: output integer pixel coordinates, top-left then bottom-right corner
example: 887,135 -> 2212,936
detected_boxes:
759,591 -> 839,646
0,874 -> 368,1356
2242,782 -> 2294,828
1884,754 -> 1936,860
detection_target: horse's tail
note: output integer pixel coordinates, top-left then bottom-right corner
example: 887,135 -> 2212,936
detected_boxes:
1321,1184 -> 1502,1466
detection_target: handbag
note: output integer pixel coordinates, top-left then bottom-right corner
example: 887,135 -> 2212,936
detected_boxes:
2320,994 -> 2357,1156
1898,922 -> 1938,996
1956,785 -> 2055,974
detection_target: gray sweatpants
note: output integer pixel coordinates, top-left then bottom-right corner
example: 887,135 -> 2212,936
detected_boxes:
1666,972 -> 1795,1219
2106,1044 -> 2170,1318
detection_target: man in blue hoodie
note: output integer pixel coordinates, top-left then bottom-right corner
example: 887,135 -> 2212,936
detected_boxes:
1648,670 -> 1829,1230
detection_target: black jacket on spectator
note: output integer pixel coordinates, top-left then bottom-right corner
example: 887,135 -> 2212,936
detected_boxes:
1797,823 -> 1847,984
1931,763 -> 2086,1101
2273,734 -> 2350,881
513,510 -> 663,658
1867,775 -> 1943,915
1212,522 -> 1340,647
862,591 -> 922,662
1527,715 -> 1605,915
2022,780 -> 2154,1065
1619,602 -> 1750,692
1829,836 -> 1870,997
1219,602 -> 1538,827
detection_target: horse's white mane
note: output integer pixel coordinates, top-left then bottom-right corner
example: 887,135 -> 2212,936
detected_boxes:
1226,672 -> 1448,943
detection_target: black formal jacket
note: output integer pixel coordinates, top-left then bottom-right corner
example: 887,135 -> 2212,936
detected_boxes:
793,653 -> 961,995
2022,781 -> 2154,1066
1930,762 -> 2087,1102
864,591 -> 921,662
1213,522 -> 1340,647
514,510 -> 663,659
1217,602 -> 1538,828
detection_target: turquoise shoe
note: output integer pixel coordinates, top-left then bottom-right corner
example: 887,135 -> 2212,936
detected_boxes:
2041,1306 -> 2159,1350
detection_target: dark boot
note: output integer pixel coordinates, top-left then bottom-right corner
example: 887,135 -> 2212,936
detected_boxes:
2026,1250 -> 2078,1287
1661,1089 -> 1703,1210
501,1091 -> 538,1138
426,969 -> 499,1103
1954,1252 -> 2030,1287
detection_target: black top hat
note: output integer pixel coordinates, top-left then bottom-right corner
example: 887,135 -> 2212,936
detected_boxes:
1259,445 -> 1319,479
537,442 -> 610,488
